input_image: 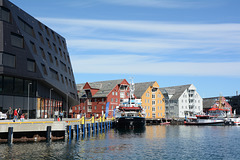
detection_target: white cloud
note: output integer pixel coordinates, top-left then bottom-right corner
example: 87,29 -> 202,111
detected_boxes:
38,17 -> 240,55
71,54 -> 240,76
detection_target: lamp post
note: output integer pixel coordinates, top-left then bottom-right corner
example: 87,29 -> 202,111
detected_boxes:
49,88 -> 53,118
27,83 -> 32,119
66,93 -> 69,118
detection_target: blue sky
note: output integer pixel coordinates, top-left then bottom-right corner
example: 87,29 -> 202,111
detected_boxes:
10,0 -> 240,98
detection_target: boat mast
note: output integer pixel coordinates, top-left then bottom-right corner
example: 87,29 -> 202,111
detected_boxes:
129,77 -> 134,107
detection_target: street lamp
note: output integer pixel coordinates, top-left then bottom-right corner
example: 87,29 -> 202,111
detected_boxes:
27,83 -> 32,119
66,93 -> 69,118
49,88 -> 53,118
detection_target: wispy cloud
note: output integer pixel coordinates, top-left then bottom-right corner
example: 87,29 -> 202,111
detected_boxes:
71,54 -> 240,76
39,17 -> 240,55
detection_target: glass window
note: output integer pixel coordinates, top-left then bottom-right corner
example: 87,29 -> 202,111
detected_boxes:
3,76 -> 13,94
0,75 -> 2,93
53,43 -> 58,53
38,32 -> 44,44
60,61 -> 67,72
45,26 -> 50,36
152,107 -> 155,112
46,38 -> 52,49
48,52 -> 53,63
115,98 -> 118,102
112,92 -> 114,95
41,63 -> 47,75
102,105 -> 104,110
18,17 -> 35,37
49,68 -> 59,81
59,48 -> 62,57
11,33 -> 24,48
27,59 -> 36,72
2,52 -> 15,68
40,47 -> 46,60
14,78 -> 23,94
63,52 -> 66,60
0,7 -> 10,22
65,77 -> 68,85
30,41 -> 37,54
55,57 -> 58,66
60,74 -> 64,84
51,30 -> 56,41
94,106 -> 97,110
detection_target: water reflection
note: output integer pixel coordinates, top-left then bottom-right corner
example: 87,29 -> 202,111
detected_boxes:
1,126 -> 240,159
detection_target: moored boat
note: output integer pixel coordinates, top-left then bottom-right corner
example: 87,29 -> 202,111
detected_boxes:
184,115 -> 225,126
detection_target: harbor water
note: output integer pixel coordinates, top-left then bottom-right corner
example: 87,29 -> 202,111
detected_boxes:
0,125 -> 240,160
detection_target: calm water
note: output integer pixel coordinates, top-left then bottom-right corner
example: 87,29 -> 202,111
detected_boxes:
0,125 -> 240,160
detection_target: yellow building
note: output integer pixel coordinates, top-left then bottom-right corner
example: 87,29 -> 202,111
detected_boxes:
135,81 -> 165,119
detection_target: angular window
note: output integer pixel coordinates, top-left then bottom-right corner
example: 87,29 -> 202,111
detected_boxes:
53,43 -> 58,54
40,47 -> 46,60
51,30 -> 56,41
68,67 -> 71,75
38,32 -> 44,44
0,7 -> 11,22
48,52 -> 53,63
63,52 -> 66,60
57,36 -> 62,46
41,63 -> 47,75
30,41 -> 37,54
27,59 -> 36,72
59,48 -> 62,57
38,21 -> 43,31
46,38 -> 52,49
11,33 -> 24,48
60,74 -> 64,84
67,55 -> 70,63
45,26 -> 50,36
62,40 -> 66,49
49,68 -> 59,81
69,79 -> 72,88
18,17 -> 35,37
1,52 -> 15,68
60,61 -> 67,72
65,77 -> 68,85
55,57 -> 59,66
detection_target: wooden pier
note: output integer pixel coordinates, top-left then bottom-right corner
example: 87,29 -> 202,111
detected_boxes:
0,116 -> 115,144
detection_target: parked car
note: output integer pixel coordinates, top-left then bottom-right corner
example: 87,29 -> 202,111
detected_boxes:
0,112 -> 7,120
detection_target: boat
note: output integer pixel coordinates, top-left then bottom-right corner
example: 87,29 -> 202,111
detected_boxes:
184,115 -> 225,126
114,79 -> 145,129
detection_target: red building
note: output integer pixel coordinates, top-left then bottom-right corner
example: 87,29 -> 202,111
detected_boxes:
71,79 -> 130,118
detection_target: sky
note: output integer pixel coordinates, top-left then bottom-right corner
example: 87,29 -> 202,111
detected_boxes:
10,0 -> 240,98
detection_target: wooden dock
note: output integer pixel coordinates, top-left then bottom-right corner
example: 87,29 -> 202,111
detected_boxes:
0,117 -> 114,144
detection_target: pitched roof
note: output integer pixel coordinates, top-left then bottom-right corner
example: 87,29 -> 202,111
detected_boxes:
77,79 -> 126,98
160,84 -> 192,100
134,81 -> 156,98
203,98 -> 217,109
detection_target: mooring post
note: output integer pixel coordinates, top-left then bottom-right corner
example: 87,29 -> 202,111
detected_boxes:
8,127 -> 13,144
46,126 -> 51,142
75,125 -> 79,140
92,116 -> 95,133
67,125 -> 72,140
87,123 -> 91,136
96,122 -> 99,134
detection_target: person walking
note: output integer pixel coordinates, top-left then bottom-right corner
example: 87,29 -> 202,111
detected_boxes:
59,111 -> 63,121
7,107 -> 13,119
13,109 -> 18,122
18,107 -> 22,119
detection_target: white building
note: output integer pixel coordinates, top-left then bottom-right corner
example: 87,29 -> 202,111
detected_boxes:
160,84 -> 203,119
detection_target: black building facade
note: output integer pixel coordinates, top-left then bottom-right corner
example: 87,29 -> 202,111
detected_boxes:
0,0 -> 78,118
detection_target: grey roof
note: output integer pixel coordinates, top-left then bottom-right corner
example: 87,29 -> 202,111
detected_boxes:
134,81 -> 156,98
203,97 -> 218,109
77,79 -> 126,98
160,84 -> 192,100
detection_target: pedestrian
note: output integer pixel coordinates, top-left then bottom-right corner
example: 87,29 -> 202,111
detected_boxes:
54,109 -> 58,121
59,111 -> 63,121
20,113 -> 25,122
13,109 -> 18,122
18,107 -> 22,119
7,107 -> 13,119
73,112 -> 75,118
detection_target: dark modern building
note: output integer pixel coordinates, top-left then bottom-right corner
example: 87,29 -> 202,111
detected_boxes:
0,0 -> 78,118
226,95 -> 240,115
